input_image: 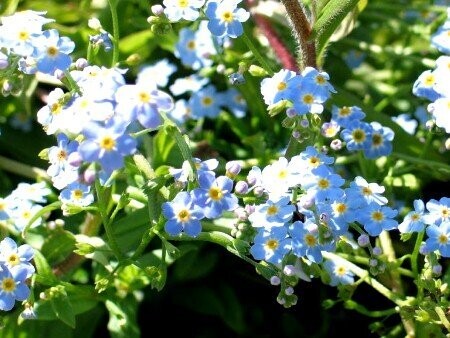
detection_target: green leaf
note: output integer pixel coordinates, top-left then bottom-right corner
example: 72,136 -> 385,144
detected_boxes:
33,249 -> 58,286
311,0 -> 361,61
105,297 -> 140,338
40,229 -> 76,265
0,0 -> 19,15
50,293 -> 76,328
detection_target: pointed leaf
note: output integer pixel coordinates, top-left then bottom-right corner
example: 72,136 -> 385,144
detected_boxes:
311,0 -> 361,60
50,294 -> 76,328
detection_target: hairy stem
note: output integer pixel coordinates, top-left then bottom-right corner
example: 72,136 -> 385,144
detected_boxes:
279,0 -> 316,69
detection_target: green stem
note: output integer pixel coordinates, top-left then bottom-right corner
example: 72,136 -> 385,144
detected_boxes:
241,32 -> 274,76
107,0 -> 120,66
435,306 -> 450,332
391,152 -> 450,175
344,300 -> 397,318
95,181 -> 124,260
411,231 -> 424,278
0,155 -> 49,181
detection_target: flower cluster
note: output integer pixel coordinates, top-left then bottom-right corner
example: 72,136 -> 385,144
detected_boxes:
0,10 -> 74,79
0,237 -> 34,313
413,7 -> 450,133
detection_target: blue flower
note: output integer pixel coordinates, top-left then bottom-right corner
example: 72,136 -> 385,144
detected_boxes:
59,182 -> 94,207
115,82 -> 174,129
0,265 -> 30,311
356,202 -> 398,236
0,237 -> 35,278
398,199 -> 426,233
363,122 -> 394,159
331,105 -> 366,129
174,25 -> 215,70
162,191 -> 205,237
323,258 -> 354,286
47,133 -> 80,189
78,117 -> 137,174
163,0 -> 205,22
340,120 -> 372,151
301,165 -> 345,203
423,222 -> 450,257
250,226 -> 291,265
423,197 -> 450,226
248,196 -> 295,228
189,84 -> 223,118
289,219 -> 326,263
32,29 -> 75,75
205,0 -> 250,38
192,172 -> 238,218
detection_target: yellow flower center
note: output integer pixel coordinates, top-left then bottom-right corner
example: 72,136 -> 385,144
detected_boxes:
304,234 -> 316,246
318,178 -> 329,189
202,97 -> 213,106
352,129 -> 366,142
57,150 -> 67,161
362,187 -> 372,196
47,46 -> 58,57
187,40 -> 196,50
1,278 -> 15,292
72,189 -> 83,200
51,103 -> 62,115
442,208 -> 449,219
372,134 -> 383,146
335,203 -> 347,214
277,169 -> 287,179
302,94 -> 314,104
178,209 -> 191,222
266,205 -> 278,216
309,156 -> 320,167
371,211 -> 384,222
265,239 -> 279,250
411,213 -> 420,221
424,74 -> 435,86
18,31 -> 29,41
339,107 -> 351,116
335,265 -> 347,276
178,0 -> 188,7
139,92 -> 151,103
209,187 -> 223,201
221,11 -> 233,23
277,82 -> 287,91
100,136 -> 116,151
439,234 -> 448,244
7,254 -> 19,267
315,75 -> 326,84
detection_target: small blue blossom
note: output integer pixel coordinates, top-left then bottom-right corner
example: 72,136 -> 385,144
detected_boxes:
174,25 -> 215,70
260,69 -> 300,105
32,29 -> 75,75
301,165 -> 345,203
331,105 -> 366,129
192,172 -> 238,218
423,222 -> 450,257
189,84 -> 223,118
289,219 -> 325,263
115,82 -> 174,129
398,199 -> 426,233
78,117 -> 137,174
163,0 -> 205,22
356,202 -> 398,237
363,122 -> 394,159
340,120 -> 372,151
423,197 -> 450,226
0,237 -> 35,278
162,191 -> 205,237
0,265 -> 30,311
345,176 -> 388,206
205,0 -> 250,38
137,59 -> 177,88
323,258 -> 354,286
250,226 -> 291,265
248,196 -> 295,228
89,32 -> 112,52
59,182 -> 94,208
